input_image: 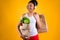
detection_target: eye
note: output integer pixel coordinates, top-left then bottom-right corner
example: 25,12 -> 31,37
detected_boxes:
30,4 -> 32,7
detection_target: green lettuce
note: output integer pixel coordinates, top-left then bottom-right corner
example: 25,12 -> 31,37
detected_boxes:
21,17 -> 30,24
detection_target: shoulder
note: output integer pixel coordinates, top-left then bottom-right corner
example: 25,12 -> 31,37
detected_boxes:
22,13 -> 27,16
21,13 -> 27,17
34,12 -> 45,18
34,12 -> 39,17
20,13 -> 27,19
34,12 -> 39,15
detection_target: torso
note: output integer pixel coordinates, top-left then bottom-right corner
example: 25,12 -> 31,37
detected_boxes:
24,13 -> 38,36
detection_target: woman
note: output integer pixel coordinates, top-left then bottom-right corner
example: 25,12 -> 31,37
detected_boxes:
18,0 -> 41,40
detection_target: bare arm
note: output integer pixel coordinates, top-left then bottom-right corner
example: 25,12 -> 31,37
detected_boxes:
17,13 -> 26,38
34,14 -> 42,29
18,22 -> 22,34
34,13 -> 48,33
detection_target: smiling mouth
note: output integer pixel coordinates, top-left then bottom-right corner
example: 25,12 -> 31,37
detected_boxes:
30,8 -> 32,10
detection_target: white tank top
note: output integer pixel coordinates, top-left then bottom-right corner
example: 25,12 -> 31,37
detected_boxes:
24,13 -> 38,36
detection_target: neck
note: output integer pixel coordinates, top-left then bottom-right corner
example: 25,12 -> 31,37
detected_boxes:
28,12 -> 34,17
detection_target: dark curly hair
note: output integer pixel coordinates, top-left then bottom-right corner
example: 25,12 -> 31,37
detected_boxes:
28,0 -> 38,7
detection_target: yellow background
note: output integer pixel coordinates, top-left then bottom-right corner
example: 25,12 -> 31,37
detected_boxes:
0,0 -> 60,40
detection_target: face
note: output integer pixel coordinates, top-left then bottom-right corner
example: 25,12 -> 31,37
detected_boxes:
27,3 -> 35,13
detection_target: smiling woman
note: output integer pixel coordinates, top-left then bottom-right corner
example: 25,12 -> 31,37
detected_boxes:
18,0 -> 40,40
18,0 -> 48,40
0,0 -> 59,40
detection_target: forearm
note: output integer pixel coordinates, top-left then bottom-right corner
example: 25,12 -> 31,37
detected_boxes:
36,19 -> 41,28
18,22 -> 22,35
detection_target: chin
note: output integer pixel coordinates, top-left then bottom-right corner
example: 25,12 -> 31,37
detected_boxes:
29,10 -> 33,13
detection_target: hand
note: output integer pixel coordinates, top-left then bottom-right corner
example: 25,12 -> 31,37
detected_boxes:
20,35 -> 30,40
20,35 -> 24,39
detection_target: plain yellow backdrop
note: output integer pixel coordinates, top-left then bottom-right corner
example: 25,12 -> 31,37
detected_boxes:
0,0 -> 60,40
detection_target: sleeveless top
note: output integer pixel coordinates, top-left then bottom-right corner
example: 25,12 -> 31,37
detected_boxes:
24,13 -> 38,36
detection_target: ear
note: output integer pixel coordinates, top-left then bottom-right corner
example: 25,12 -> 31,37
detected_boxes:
34,7 -> 35,9
34,6 -> 36,9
